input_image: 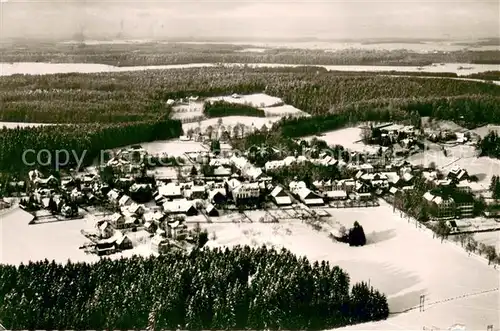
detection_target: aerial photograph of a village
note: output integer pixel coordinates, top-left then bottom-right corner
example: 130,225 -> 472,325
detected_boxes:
0,0 -> 499,330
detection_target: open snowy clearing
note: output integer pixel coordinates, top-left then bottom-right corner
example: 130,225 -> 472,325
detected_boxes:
474,231 -> 500,252
261,104 -> 310,118
2,62 -> 499,77
171,102 -> 204,119
302,127 -> 379,154
0,121 -> 55,129
0,207 -> 156,265
471,124 -> 500,138
206,93 -> 284,108
1,203 -> 498,329
201,203 -> 500,330
125,140 -> 207,157
235,48 -> 268,53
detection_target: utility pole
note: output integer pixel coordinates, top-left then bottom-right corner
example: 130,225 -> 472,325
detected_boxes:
419,294 -> 425,312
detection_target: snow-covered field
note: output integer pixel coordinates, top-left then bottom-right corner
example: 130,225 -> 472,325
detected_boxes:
171,101 -> 204,119
201,203 -> 500,330
261,104 -> 310,117
206,93 -> 284,108
0,207 -> 155,265
59,39 -> 500,53
474,231 -> 500,252
471,124 -> 500,139
302,127 -> 379,154
0,121 -> 55,129
2,202 -> 499,329
2,62 -> 499,77
130,140 -> 207,157
235,48 -> 268,53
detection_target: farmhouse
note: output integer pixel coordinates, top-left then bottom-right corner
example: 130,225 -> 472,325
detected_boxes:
270,185 -> 292,206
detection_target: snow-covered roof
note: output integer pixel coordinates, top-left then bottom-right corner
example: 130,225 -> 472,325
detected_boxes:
158,183 -> 182,197
275,196 -> 292,205
118,195 -> 131,206
213,166 -> 232,176
326,190 -> 347,198
163,199 -> 194,214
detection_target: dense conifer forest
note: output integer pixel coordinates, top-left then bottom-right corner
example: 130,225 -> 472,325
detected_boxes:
203,100 -> 266,118
1,67 -> 499,124
0,120 -> 182,173
0,247 -> 389,330
2,42 -> 499,66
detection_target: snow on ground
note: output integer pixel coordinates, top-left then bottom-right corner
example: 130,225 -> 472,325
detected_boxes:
171,102 -> 204,119
4,62 -> 497,78
471,124 -> 500,139
0,121 -> 54,129
235,48 -> 268,53
421,117 -> 468,133
0,207 -> 154,264
128,140 -> 207,157
200,203 -> 500,330
206,93 -> 284,108
260,104 -> 310,118
407,144 -> 500,192
182,116 -> 280,133
474,231 -> 500,252
302,127 -> 380,154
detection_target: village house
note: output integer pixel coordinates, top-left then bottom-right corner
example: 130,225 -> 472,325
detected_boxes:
182,182 -> 206,199
270,185 -> 292,206
151,229 -> 183,254
447,166 -> 469,183
143,211 -> 166,233
118,195 -> 133,207
0,198 -> 11,210
208,189 -> 227,205
353,182 -> 372,201
209,158 -> 232,167
156,182 -> 183,202
106,157 -> 131,174
33,175 -> 59,189
109,212 -> 125,229
296,187 -> 324,206
97,220 -> 114,239
289,180 -> 307,195
107,189 -> 121,204
168,220 -> 188,240
324,190 -> 348,201
212,166 -> 232,178
162,199 -> 198,216
232,182 -> 261,205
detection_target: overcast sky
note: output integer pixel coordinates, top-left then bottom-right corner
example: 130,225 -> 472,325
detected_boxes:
1,0 -> 498,41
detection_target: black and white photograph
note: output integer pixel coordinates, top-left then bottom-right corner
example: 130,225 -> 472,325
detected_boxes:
0,0 -> 499,330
